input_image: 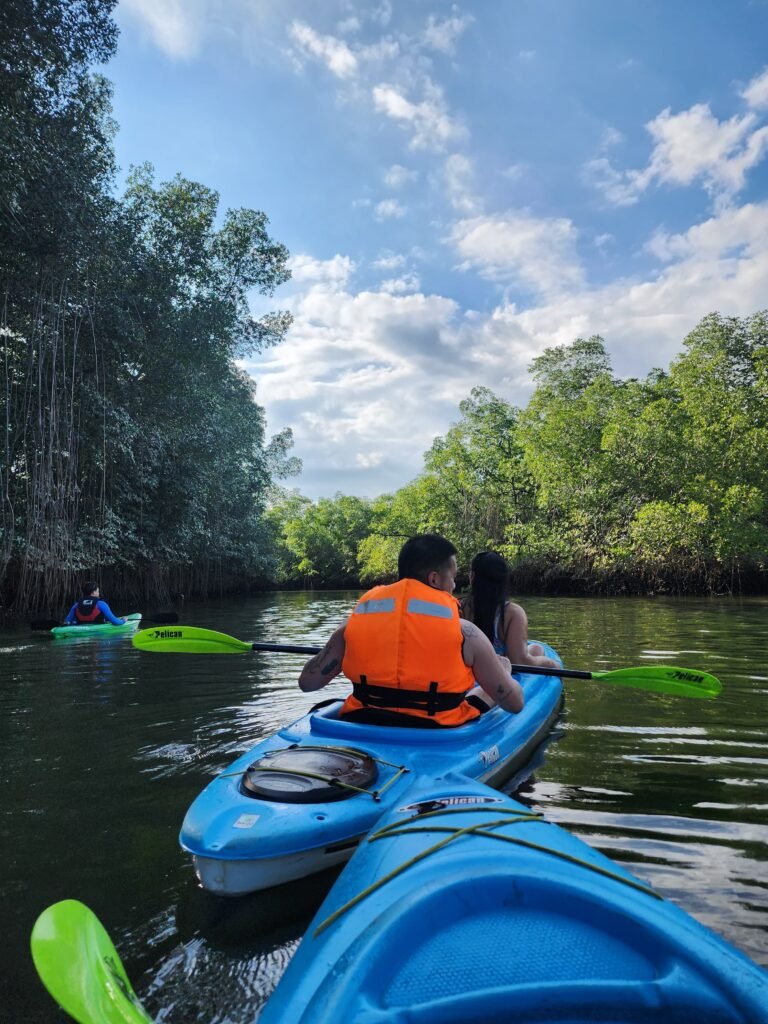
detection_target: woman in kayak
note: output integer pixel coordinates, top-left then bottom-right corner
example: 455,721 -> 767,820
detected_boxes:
64,582 -> 127,626
460,551 -> 560,671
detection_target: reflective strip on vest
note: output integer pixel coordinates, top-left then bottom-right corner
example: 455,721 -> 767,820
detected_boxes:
354,597 -> 396,614
406,598 -> 453,619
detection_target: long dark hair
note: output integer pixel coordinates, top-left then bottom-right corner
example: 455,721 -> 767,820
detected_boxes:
467,551 -> 511,645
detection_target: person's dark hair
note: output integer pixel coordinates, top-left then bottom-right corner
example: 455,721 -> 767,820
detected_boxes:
82,581 -> 99,596
467,551 -> 511,645
398,534 -> 457,584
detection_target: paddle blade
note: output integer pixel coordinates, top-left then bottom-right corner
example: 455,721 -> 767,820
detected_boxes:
132,625 -> 252,654
592,665 -> 722,699
31,900 -> 153,1024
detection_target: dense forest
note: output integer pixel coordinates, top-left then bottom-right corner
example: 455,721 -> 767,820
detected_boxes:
2,3 -> 767,617
0,0 -> 297,615
268,316 -> 768,595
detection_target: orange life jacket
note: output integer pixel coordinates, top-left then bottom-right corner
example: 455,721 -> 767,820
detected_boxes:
340,577 -> 480,727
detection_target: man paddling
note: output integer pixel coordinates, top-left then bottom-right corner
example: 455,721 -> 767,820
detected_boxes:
299,534 -> 524,727
64,582 -> 127,627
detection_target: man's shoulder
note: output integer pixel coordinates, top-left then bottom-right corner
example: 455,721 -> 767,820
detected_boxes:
460,618 -> 482,639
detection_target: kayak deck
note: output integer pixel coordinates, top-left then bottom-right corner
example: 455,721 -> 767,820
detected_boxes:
260,774 -> 768,1024
50,613 -> 142,638
180,644 -> 564,895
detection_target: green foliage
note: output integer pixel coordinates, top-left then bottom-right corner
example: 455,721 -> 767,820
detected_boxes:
267,492 -> 373,586
268,315 -> 768,595
0,2 -> 297,612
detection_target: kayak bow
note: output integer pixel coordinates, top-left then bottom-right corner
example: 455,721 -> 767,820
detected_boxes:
179,643 -> 565,895
260,774 -> 768,1023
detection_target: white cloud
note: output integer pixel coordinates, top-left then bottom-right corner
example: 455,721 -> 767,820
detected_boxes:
372,251 -> 407,270
518,49 -> 536,60
245,277 -> 465,494
470,201 -> 768,383
600,126 -> 624,149
355,451 -> 384,468
586,102 -> 768,207
119,0 -> 206,59
371,1 -> 393,27
645,202 -> 768,263
444,153 -> 482,214
288,20 -> 358,78
374,199 -> 406,221
337,16 -> 361,34
248,201 -> 768,498
384,164 -> 418,188
583,156 -> 641,207
288,254 -> 356,287
380,273 -> 421,293
449,211 -> 584,296
373,81 -> 467,150
502,163 -> 527,182
422,10 -> 473,55
594,233 -> 615,252
742,67 -> 768,110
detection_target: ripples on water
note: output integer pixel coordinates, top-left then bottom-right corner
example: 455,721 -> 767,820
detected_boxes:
2,593 -> 767,1022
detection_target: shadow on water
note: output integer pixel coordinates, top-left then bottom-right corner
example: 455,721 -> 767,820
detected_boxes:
176,866 -> 344,951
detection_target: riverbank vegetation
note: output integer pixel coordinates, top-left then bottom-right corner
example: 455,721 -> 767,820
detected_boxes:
1,0 -> 298,615
269,315 -> 768,596
2,3 -> 766,616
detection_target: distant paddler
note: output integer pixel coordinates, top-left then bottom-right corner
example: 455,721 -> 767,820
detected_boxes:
63,581 -> 127,627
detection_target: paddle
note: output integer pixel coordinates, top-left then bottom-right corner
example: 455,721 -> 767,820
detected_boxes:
132,625 -> 722,699
31,899 -> 153,1024
31,612 -> 179,631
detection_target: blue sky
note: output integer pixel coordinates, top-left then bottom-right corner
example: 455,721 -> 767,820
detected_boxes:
110,0 -> 768,498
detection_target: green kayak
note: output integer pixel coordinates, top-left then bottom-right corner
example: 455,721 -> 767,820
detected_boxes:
50,613 -> 142,639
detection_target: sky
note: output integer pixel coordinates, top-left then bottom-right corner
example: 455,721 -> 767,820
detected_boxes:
109,0 -> 768,499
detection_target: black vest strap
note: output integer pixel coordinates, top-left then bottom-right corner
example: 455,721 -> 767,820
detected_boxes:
352,677 -> 467,715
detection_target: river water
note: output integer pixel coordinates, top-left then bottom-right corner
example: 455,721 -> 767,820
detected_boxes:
2,592 -> 767,1022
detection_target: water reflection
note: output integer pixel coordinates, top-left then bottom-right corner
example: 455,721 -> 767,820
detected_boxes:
2,592 -> 768,1024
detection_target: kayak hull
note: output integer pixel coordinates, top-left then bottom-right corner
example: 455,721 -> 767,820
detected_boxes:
260,774 -> 768,1024
50,613 -> 142,638
180,643 -> 564,896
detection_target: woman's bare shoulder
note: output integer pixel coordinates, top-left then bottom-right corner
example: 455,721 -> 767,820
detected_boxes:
502,601 -> 528,629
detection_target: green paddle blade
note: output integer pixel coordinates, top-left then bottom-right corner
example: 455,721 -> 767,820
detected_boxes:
592,665 -> 722,699
31,900 -> 153,1024
133,625 -> 252,653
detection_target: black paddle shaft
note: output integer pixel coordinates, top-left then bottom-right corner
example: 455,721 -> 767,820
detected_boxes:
252,642 -> 323,654
249,641 -> 580,679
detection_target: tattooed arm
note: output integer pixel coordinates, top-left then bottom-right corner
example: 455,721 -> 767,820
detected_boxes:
298,624 -> 347,692
460,620 -> 524,713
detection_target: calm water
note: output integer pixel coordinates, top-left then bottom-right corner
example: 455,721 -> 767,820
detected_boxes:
2,593 -> 768,1022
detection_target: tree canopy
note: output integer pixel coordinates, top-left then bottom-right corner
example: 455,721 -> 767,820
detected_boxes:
270,315 -> 768,596
0,0 -> 297,614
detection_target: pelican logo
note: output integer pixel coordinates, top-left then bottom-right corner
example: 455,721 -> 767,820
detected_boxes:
669,670 -> 704,683
399,795 -> 504,813
152,629 -> 182,639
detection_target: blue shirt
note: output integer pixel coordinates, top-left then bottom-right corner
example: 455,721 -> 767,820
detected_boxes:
64,600 -> 126,626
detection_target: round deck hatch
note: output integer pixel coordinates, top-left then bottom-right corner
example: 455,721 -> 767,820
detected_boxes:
241,746 -> 378,803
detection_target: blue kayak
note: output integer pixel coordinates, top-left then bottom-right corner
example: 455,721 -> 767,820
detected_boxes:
179,644 -> 563,895
260,773 -> 768,1024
